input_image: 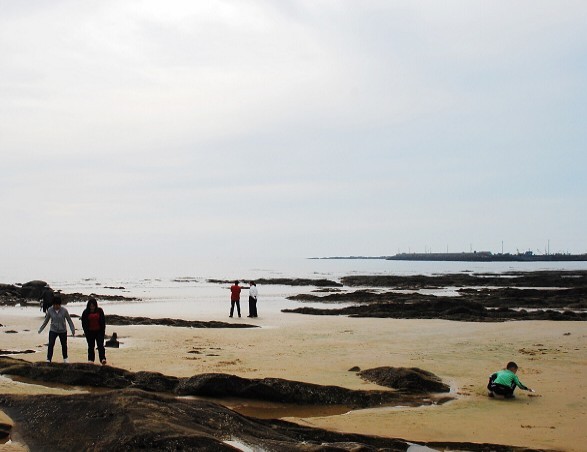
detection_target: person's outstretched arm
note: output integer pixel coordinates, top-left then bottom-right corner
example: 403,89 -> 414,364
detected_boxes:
99,308 -> 106,334
38,312 -> 50,334
514,374 -> 531,391
65,310 -> 76,336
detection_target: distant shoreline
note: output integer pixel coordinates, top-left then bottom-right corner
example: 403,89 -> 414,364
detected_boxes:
312,251 -> 587,262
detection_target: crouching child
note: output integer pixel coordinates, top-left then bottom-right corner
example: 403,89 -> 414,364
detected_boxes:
488,361 -> 533,398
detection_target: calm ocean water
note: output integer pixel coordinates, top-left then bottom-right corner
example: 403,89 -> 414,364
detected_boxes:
3,258 -> 587,321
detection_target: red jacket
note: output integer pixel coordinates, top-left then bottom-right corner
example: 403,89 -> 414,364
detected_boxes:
230,285 -> 241,301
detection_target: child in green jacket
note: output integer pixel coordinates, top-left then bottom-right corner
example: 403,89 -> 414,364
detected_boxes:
487,361 -> 534,398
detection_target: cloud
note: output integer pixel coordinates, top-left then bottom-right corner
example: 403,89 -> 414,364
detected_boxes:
1,1 -> 586,278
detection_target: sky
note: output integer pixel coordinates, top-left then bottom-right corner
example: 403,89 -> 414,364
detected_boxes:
1,1 -> 586,279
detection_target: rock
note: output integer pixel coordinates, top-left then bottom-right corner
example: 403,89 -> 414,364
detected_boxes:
175,373 -> 421,408
0,390 -> 413,451
282,296 -> 587,322
359,367 -> 451,393
20,280 -> 48,299
207,278 -> 343,287
105,332 -> 119,348
132,370 -> 180,392
106,314 -> 258,329
0,421 -> 10,440
340,271 -> 587,289
0,381 -> 544,451
0,349 -> 36,356
348,366 -> 361,372
0,357 -> 452,409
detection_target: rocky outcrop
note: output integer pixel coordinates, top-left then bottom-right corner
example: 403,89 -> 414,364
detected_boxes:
0,350 -> 35,356
207,278 -> 343,287
0,390 -> 536,452
175,373 -> 447,408
340,270 -> 587,289
0,359 -> 541,451
285,283 -> 587,322
0,358 -> 450,409
0,281 -> 47,305
288,289 -> 387,303
458,286 -> 587,310
359,367 -> 451,393
106,314 -> 258,329
105,332 -> 120,348
0,281 -> 138,306
282,299 -> 587,321
19,280 -> 49,299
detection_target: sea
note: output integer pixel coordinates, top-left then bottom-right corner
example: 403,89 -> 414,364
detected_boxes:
2,258 -> 587,321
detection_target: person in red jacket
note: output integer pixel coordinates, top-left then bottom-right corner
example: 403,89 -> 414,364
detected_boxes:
229,281 -> 241,318
81,298 -> 107,365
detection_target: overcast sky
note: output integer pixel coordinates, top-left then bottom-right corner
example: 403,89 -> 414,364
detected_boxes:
2,1 -> 586,279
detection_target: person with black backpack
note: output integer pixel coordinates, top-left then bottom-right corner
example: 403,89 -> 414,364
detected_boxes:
39,287 -> 54,313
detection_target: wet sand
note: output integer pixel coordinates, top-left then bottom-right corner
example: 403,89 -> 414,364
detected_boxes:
1,309 -> 586,451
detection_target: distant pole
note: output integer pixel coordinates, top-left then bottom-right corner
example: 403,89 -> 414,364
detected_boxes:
501,241 -> 504,254
548,239 -> 550,255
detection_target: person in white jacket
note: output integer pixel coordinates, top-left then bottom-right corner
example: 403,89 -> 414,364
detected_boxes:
248,281 -> 258,318
38,296 -> 75,363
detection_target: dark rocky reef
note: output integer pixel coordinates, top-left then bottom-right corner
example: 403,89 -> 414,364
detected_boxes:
175,373 -> 446,408
359,367 -> 451,393
283,298 -> 586,321
340,270 -> 587,289
288,289 -> 393,303
0,280 -> 138,306
106,314 -> 258,329
0,350 -> 35,356
0,358 -> 544,451
0,390 -> 540,452
208,278 -> 343,287
0,357 -> 449,409
0,281 -> 49,306
285,271 -> 587,321
289,287 -> 587,310
458,286 -> 587,310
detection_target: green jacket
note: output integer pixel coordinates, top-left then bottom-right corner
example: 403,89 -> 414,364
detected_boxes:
493,369 -> 528,390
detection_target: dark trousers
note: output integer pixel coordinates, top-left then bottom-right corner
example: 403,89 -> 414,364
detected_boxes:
488,383 -> 515,397
488,373 -> 516,397
248,296 -> 258,317
85,330 -> 106,362
48,331 -> 68,361
230,300 -> 241,317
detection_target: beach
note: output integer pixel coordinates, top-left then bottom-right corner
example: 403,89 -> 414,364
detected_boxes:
2,291 -> 586,451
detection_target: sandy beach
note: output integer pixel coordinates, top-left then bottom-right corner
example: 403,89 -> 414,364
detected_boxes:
1,304 -> 586,451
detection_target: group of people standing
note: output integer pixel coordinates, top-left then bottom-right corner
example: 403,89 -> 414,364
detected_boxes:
38,280 -> 260,364
38,296 -> 107,365
229,281 -> 258,318
38,283 -> 538,401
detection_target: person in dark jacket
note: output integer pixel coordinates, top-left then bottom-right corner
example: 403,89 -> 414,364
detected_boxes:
81,298 -> 107,365
39,287 -> 55,313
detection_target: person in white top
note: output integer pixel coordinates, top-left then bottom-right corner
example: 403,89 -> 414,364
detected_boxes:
248,281 -> 258,318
